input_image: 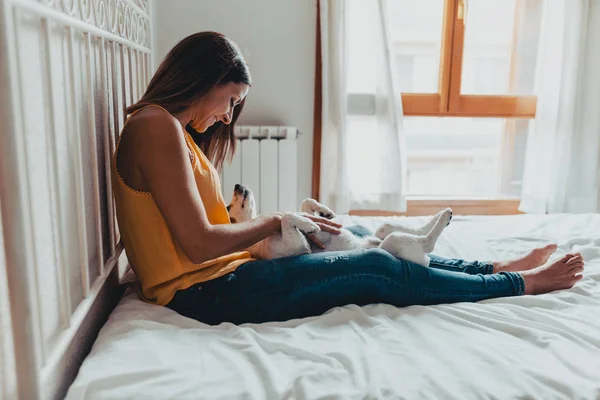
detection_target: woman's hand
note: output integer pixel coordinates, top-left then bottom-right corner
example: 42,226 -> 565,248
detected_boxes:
300,213 -> 342,234
300,213 -> 342,249
267,212 -> 343,249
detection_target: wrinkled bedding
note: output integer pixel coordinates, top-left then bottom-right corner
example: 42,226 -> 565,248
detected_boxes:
66,214 -> 600,399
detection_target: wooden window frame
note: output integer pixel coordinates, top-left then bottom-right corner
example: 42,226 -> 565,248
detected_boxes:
349,199 -> 522,217
402,0 -> 537,118
312,0 -> 533,214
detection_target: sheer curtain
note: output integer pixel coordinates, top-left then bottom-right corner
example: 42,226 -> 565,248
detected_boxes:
519,0 -> 599,213
318,0 -> 407,213
565,0 -> 600,213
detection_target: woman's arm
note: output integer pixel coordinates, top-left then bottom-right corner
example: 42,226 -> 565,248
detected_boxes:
127,111 -> 339,264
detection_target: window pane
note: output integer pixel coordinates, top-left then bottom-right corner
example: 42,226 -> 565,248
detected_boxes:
389,0 -> 444,92
460,0 -> 543,95
402,117 -> 529,197
347,0 -> 445,94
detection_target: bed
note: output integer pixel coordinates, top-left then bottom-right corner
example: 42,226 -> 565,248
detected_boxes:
66,213 -> 600,399
2,1 -> 600,399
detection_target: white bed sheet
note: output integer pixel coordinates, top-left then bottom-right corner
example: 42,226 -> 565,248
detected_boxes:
66,214 -> 600,399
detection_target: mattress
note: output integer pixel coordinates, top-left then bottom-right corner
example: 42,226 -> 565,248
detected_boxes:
66,214 -> 600,399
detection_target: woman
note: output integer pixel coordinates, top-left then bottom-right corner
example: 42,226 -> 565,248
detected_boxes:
113,32 -> 584,325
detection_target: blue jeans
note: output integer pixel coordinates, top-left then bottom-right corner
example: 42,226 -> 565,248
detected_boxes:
167,225 -> 525,325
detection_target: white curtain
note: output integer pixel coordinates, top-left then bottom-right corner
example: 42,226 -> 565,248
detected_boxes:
319,0 -> 407,213
519,0 -> 600,214
319,0 -> 350,212
565,0 -> 600,213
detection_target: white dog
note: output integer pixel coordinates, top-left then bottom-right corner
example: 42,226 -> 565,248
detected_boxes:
226,184 -> 452,266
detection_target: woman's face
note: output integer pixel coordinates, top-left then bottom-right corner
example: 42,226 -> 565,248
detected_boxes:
189,82 -> 249,133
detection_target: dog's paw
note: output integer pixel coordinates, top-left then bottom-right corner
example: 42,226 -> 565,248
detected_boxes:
300,199 -> 337,219
312,203 -> 336,219
295,218 -> 321,235
441,208 -> 452,226
296,220 -> 321,235
299,224 -> 321,235
317,208 -> 336,220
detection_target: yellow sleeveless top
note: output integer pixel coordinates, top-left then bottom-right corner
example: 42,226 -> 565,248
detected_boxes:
112,105 -> 253,306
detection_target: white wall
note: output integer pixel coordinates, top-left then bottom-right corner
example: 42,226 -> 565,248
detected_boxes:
151,0 -> 317,206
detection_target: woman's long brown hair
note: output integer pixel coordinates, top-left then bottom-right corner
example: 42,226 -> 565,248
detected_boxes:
127,32 -> 251,171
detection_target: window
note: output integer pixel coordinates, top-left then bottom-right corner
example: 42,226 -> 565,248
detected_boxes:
388,0 -> 543,117
346,0 -> 544,199
401,117 -> 530,197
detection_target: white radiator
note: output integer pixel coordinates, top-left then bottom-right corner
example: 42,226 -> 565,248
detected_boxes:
221,125 -> 298,214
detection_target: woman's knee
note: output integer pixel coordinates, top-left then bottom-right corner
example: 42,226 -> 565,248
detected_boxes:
351,248 -> 408,276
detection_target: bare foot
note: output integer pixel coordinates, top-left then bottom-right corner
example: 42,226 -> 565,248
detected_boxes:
493,244 -> 558,273
520,253 -> 585,295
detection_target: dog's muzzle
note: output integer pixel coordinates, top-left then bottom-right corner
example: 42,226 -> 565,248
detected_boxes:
234,184 -> 249,206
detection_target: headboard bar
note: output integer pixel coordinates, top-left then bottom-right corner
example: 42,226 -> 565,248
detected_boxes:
0,0 -> 151,398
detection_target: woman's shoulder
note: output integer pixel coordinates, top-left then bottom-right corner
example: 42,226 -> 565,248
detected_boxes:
123,105 -> 188,149
126,105 -> 181,134
120,105 -> 190,168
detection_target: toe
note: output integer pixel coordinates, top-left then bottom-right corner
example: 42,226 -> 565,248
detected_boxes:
567,255 -> 583,265
559,254 -> 573,262
570,260 -> 584,268
570,265 -> 584,274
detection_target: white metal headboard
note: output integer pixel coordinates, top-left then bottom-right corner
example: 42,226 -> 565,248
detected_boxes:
0,0 -> 151,398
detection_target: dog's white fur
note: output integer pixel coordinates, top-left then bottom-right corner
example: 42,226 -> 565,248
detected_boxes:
227,184 -> 452,266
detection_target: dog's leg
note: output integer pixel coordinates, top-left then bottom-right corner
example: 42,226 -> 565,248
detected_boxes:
379,234 -> 431,267
274,214 -> 321,258
375,208 -> 452,239
375,222 -> 422,239
416,208 -> 452,235
419,208 -> 453,253
300,198 -> 336,219
378,209 -> 452,266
